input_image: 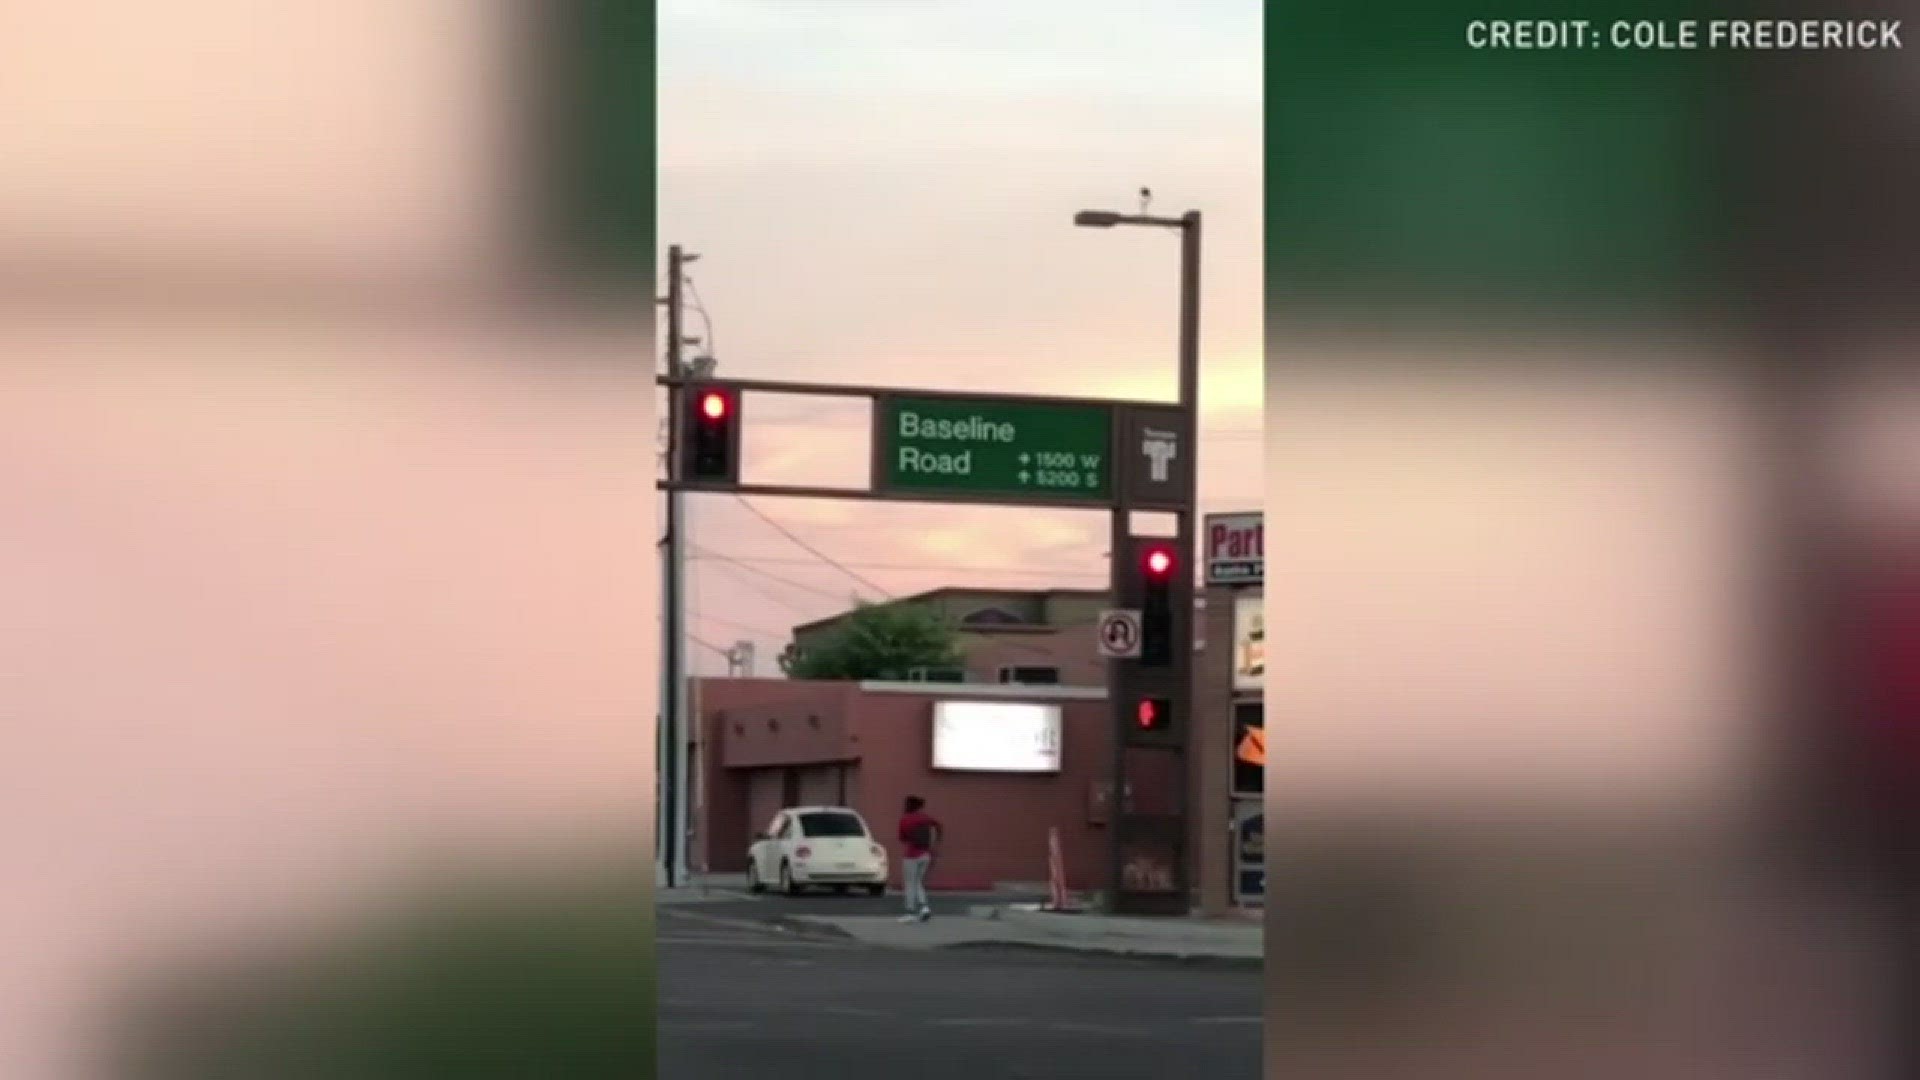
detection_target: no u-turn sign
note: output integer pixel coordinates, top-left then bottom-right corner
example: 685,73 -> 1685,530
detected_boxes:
1097,609 -> 1142,659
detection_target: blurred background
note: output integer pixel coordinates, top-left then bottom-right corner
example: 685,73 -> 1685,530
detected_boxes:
0,3 -> 656,1076
1263,1 -> 1917,1076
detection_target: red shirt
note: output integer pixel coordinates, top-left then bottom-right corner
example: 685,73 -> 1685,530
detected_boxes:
898,810 -> 940,859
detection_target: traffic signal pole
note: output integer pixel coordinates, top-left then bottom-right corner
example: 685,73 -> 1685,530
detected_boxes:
1104,209 -> 1201,915
660,244 -> 688,888
1173,212 -> 1201,912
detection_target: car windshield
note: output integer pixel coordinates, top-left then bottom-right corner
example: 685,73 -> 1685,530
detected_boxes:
798,812 -> 867,838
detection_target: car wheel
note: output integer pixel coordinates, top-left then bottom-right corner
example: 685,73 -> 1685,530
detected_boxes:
746,862 -> 763,894
779,861 -> 800,896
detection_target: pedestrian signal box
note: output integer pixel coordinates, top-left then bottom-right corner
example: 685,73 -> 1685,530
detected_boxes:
1135,696 -> 1172,733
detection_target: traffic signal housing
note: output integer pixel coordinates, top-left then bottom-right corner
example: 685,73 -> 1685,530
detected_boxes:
1138,541 -> 1178,667
680,385 -> 741,484
1118,537 -> 1188,747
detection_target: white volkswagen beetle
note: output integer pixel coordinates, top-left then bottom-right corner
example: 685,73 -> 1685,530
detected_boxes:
746,806 -> 889,897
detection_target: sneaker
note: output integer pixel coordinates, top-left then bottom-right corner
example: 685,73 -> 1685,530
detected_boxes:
897,913 -> 920,924
916,907 -> 933,922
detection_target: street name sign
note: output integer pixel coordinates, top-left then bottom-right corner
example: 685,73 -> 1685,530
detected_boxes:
874,395 -> 1113,503
1097,609 -> 1142,659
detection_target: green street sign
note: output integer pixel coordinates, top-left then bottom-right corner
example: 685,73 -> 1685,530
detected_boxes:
875,396 -> 1113,503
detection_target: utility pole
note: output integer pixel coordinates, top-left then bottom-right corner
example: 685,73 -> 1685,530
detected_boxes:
660,244 -> 688,888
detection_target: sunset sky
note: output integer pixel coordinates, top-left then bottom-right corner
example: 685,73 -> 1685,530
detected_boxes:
657,0 -> 1264,673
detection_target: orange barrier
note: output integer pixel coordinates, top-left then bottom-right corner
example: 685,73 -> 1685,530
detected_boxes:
1046,826 -> 1070,911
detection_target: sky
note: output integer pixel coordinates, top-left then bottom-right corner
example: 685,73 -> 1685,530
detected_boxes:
657,0 -> 1265,674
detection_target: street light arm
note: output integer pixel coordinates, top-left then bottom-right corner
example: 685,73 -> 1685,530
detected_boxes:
1074,209 -> 1189,230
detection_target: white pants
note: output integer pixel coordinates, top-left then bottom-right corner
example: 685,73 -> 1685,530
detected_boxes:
903,854 -> 932,912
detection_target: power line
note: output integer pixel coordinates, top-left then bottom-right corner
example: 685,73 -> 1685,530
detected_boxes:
746,397 -> 1261,437
732,495 -> 895,599
700,560 -> 817,616
683,273 -> 717,357
688,634 -> 730,658
695,611 -> 791,640
694,554 -> 1106,665
694,545 -> 862,605
701,564 -> 1108,664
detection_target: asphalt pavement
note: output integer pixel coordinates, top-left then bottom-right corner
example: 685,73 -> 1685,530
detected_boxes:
656,905 -> 1263,1079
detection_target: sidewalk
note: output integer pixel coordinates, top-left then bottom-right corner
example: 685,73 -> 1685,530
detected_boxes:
654,872 -> 752,904
776,904 -> 1264,965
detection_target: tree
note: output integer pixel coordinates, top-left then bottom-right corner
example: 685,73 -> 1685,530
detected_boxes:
780,602 -> 963,681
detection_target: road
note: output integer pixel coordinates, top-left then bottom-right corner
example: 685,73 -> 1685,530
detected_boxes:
656,904 -> 1263,1079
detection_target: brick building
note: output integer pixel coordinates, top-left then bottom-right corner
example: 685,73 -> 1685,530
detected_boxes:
691,678 -> 1157,892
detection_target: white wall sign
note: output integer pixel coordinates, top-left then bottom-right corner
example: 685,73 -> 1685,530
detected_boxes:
1233,591 -> 1264,692
931,701 -> 1063,773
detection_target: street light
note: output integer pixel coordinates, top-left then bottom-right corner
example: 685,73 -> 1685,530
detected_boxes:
1072,205 -> 1201,411
1076,201 -> 1204,914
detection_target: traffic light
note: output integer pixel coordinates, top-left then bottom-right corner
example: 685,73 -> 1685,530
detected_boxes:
1135,696 -> 1173,733
1139,541 -> 1177,666
681,385 -> 740,483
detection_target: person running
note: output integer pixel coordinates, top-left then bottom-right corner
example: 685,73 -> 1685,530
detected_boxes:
896,795 -> 941,923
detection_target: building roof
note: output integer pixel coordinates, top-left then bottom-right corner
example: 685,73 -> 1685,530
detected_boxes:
789,586 -> 1108,636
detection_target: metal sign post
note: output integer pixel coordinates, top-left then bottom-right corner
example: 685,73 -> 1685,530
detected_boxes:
658,244 -> 686,889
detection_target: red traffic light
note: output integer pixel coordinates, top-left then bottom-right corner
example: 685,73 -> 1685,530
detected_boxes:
683,386 -> 741,483
1143,545 -> 1175,579
1136,696 -> 1171,730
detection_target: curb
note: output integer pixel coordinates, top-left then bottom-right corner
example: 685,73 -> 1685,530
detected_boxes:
655,883 -> 759,902
656,908 -> 782,932
767,916 -> 859,941
658,908 -> 844,940
678,909 -> 1263,965
937,940 -> 1264,970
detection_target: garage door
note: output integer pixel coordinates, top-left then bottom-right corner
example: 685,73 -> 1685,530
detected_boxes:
745,770 -> 785,837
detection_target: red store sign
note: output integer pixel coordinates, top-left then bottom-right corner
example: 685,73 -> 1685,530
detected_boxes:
1204,512 -> 1263,585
